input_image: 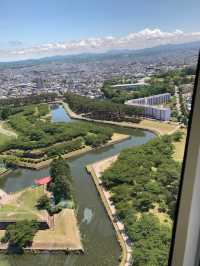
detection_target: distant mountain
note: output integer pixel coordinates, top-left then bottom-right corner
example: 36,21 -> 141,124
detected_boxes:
0,40 -> 199,69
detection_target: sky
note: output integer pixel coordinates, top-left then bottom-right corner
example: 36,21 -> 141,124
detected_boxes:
0,0 -> 200,61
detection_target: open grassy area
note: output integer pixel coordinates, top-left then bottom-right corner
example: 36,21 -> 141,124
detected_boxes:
0,121 -> 16,150
135,119 -> 179,135
149,204 -> 172,226
173,129 -> 187,161
0,122 -> 17,138
0,186 -> 45,221
0,133 -> 12,147
31,209 -> 83,250
0,189 -> 83,251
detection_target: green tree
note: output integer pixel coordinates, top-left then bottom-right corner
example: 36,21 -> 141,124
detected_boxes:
48,157 -> 73,204
172,131 -> 184,142
131,214 -> 171,266
1,220 -> 39,251
36,195 -> 51,210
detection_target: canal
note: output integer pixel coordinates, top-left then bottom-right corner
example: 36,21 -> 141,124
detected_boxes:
0,105 -> 155,266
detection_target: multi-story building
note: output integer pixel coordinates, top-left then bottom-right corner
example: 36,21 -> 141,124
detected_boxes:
130,93 -> 171,105
125,93 -> 171,121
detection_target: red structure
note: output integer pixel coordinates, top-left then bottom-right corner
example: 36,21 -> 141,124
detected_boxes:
35,176 -> 52,186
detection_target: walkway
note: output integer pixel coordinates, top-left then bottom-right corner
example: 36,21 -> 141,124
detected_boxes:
87,159 -> 133,266
0,121 -> 17,138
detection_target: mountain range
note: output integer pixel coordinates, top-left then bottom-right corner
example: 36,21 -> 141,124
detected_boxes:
0,40 -> 199,68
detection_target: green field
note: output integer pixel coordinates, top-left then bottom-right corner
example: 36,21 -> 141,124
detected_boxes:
0,133 -> 11,147
173,129 -> 187,161
0,186 -> 45,221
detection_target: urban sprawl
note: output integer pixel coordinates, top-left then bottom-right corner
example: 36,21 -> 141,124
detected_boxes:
0,48 -> 196,123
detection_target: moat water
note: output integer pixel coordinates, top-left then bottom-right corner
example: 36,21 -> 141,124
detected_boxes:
0,106 -> 155,266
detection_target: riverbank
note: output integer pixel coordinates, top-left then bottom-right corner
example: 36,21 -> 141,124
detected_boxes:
86,160 -> 132,266
0,133 -> 129,170
0,168 -> 12,178
62,101 -> 180,136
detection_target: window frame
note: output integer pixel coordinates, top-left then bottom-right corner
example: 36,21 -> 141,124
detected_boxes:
169,51 -> 200,266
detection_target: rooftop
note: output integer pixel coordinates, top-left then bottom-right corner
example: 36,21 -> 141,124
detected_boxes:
35,176 -> 52,186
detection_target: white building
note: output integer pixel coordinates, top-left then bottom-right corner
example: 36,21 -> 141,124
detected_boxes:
130,93 -> 171,105
125,93 -> 171,121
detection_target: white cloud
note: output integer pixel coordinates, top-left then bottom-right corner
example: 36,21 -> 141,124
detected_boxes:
1,28 -> 200,61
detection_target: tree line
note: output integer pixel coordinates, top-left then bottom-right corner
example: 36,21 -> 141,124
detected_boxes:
0,93 -> 57,107
64,92 -> 143,122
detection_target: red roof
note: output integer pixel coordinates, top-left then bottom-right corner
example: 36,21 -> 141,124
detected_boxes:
35,176 -> 52,186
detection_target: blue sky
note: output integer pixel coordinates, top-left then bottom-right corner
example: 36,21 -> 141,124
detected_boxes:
0,0 -> 200,61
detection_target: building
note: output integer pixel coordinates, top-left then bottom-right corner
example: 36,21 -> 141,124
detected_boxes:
130,93 -> 171,105
130,103 -> 171,121
125,93 -> 171,121
111,81 -> 146,90
35,176 -> 52,186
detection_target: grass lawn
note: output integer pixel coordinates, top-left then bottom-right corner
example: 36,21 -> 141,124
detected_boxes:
173,129 -> 187,161
32,209 -> 83,250
137,119 -> 179,135
0,186 -> 45,221
149,204 -> 172,226
0,122 -> 17,138
0,188 -> 82,251
0,133 -> 11,147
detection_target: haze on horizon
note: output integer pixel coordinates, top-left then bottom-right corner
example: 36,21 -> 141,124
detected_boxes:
0,0 -> 199,61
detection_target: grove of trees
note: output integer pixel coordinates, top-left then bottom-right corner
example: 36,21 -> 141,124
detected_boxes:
64,93 -> 143,122
48,157 -> 73,204
0,93 -> 57,107
101,135 -> 181,265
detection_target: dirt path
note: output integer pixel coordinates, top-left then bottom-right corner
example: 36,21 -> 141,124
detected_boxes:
0,121 -> 17,138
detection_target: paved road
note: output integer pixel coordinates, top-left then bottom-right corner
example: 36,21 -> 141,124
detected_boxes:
175,85 -> 182,116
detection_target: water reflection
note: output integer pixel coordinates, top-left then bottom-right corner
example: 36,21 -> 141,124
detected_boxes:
82,208 -> 93,224
51,105 -> 71,123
